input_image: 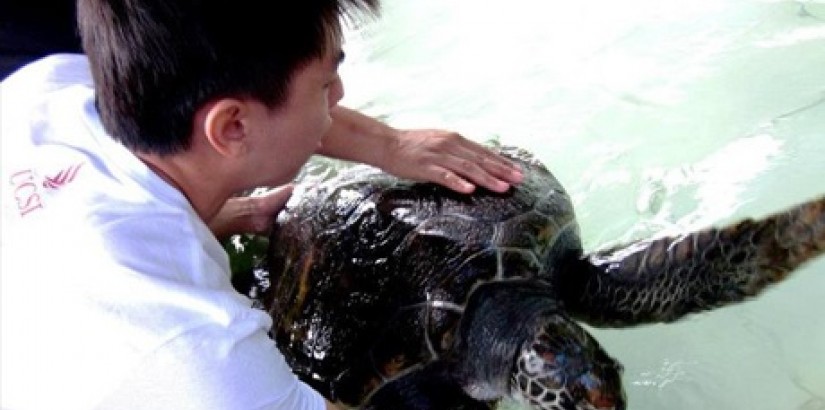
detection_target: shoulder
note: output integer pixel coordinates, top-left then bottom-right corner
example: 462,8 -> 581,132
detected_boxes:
1,54 -> 95,159
1,53 -> 91,90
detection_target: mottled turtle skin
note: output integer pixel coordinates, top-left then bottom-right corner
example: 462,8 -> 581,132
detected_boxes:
251,146 -> 825,410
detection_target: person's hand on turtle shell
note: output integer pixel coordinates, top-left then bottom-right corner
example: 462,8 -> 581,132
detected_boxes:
208,184 -> 294,240
319,107 -> 523,194
382,129 -> 524,194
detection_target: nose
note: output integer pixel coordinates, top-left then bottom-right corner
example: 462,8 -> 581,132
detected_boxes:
328,75 -> 344,108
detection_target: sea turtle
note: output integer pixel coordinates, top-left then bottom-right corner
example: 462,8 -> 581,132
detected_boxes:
240,146 -> 824,410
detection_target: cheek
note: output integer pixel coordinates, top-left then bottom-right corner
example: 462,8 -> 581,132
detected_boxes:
268,97 -> 333,158
293,114 -> 330,157
286,107 -> 329,142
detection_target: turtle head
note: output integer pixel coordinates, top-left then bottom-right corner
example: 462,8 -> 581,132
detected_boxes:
513,315 -> 626,410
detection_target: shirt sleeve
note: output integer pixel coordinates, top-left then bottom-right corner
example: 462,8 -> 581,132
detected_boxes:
95,322 -> 327,410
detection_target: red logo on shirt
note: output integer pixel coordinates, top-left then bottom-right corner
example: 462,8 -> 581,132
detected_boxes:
10,169 -> 44,217
8,162 -> 85,217
42,163 -> 84,189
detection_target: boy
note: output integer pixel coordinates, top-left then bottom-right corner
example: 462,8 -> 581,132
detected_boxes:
0,0 -> 522,409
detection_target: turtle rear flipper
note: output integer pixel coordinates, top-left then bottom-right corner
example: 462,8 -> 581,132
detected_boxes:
561,195 -> 825,326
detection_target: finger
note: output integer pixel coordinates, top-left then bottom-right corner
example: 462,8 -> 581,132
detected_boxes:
425,165 -> 476,194
433,132 -> 524,183
460,144 -> 524,185
248,184 -> 294,233
435,153 -> 512,193
251,184 -> 295,216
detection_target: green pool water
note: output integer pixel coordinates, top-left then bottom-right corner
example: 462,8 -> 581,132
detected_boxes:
336,0 -> 825,408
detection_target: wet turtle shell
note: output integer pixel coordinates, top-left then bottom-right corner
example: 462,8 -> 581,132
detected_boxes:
266,146 -> 583,402
249,146 -> 824,410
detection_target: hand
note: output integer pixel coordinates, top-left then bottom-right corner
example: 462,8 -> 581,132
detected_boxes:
381,129 -> 524,193
208,184 -> 294,240
319,107 -> 523,193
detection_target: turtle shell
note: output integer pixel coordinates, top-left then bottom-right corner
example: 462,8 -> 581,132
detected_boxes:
265,146 -> 583,405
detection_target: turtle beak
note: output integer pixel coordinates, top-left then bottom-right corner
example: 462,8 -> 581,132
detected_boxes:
585,386 -> 626,410
576,362 -> 626,410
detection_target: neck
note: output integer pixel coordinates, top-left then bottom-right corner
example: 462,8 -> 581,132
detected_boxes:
137,151 -> 233,224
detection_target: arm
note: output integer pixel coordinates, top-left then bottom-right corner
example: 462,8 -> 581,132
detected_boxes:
208,184 -> 293,240
318,106 -> 523,194
211,107 -> 526,239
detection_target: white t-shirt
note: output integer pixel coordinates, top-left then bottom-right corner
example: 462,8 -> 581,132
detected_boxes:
0,55 -> 325,410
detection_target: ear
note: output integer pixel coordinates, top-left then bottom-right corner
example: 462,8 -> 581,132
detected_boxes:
202,99 -> 249,158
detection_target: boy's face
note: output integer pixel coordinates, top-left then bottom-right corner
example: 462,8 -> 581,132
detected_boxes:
244,35 -> 346,187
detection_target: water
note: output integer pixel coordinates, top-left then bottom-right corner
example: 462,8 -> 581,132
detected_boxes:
338,1 -> 825,409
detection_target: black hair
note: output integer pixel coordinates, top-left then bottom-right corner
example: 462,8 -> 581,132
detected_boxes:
77,0 -> 378,155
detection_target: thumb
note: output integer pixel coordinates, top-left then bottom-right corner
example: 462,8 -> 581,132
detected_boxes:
249,184 -> 295,232
252,184 -> 294,215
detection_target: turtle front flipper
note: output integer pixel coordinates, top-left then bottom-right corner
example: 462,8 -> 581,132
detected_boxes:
362,307 -> 628,410
450,280 -> 625,410
363,280 -> 626,410
361,361 -> 492,410
561,195 -> 825,326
